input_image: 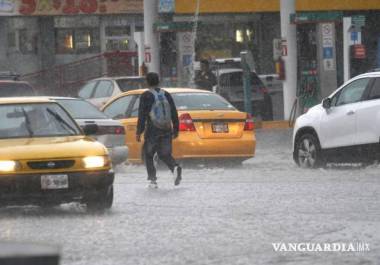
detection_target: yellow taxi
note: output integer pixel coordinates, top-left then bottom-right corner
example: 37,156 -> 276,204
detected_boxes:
0,97 -> 114,210
102,88 -> 256,164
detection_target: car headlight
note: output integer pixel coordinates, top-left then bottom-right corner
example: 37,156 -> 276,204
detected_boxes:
83,156 -> 106,169
0,160 -> 18,172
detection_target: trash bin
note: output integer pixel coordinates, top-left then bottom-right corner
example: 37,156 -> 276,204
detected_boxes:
0,242 -> 60,265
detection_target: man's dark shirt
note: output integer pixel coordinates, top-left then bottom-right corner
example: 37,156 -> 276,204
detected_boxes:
194,70 -> 217,91
136,88 -> 179,139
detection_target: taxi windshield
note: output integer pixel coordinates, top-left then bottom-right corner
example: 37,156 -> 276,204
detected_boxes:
0,102 -> 81,139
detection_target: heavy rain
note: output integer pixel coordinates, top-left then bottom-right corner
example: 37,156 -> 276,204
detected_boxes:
0,1 -> 379,264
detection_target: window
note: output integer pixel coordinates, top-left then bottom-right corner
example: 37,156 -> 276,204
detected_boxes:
116,78 -> 146,92
56,28 -> 100,54
0,103 -> 80,139
19,29 -> 37,54
105,26 -> 131,51
93,81 -> 113,98
78,81 -> 97,99
130,97 -> 140,117
335,78 -> 370,106
56,29 -> 74,54
172,93 -> 235,111
75,29 -> 100,54
56,99 -> 108,120
368,78 -> 380,100
7,32 -> 16,49
103,95 -> 134,119
0,83 -> 35,97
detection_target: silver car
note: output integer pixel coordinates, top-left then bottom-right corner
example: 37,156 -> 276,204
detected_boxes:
77,76 -> 146,108
52,97 -> 128,165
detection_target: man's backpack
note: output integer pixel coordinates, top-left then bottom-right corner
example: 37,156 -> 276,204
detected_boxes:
149,88 -> 172,130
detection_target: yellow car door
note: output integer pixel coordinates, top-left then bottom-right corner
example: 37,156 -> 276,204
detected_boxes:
103,93 -> 144,163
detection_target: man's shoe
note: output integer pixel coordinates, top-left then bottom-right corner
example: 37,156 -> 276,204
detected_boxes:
148,180 -> 158,189
173,166 -> 182,186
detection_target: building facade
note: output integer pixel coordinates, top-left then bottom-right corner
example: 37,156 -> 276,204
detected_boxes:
0,0 -> 143,77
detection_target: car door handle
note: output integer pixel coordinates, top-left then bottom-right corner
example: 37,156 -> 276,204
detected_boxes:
346,110 -> 355,115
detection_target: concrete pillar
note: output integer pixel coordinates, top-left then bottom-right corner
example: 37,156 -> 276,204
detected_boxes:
280,0 -> 297,120
0,18 -> 7,71
343,17 -> 352,82
134,31 -> 145,76
144,0 -> 160,74
317,23 -> 338,98
38,17 -> 55,70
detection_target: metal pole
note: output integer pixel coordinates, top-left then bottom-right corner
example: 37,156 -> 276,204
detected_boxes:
143,0 -> 160,74
280,0 -> 297,119
241,51 -> 253,115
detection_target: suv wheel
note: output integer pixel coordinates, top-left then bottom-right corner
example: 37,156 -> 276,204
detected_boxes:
295,134 -> 324,168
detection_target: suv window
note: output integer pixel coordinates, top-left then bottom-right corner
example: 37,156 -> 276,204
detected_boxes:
219,72 -> 264,92
116,78 -> 146,92
93,80 -> 113,98
78,81 -> 97,99
335,78 -> 370,106
368,78 -> 380,100
0,82 -> 35,97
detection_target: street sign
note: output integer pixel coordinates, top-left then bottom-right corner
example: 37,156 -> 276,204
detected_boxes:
159,0 -> 175,13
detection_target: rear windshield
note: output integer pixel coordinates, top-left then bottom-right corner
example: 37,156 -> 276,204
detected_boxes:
0,83 -> 35,97
172,92 -> 236,111
55,99 -> 108,119
116,78 -> 146,92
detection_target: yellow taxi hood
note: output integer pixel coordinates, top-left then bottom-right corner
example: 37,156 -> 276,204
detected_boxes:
0,136 -> 107,160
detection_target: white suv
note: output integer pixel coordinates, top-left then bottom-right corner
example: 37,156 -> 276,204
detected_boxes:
293,71 -> 380,168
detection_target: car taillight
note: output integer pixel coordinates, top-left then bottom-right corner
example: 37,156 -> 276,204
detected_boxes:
96,126 -> 125,135
114,126 -> 125,135
244,114 -> 254,131
179,113 -> 196,132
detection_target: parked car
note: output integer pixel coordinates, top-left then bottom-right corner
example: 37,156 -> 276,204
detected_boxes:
293,71 -> 380,168
102,88 -> 255,164
0,97 -> 114,210
78,76 -> 146,108
213,68 -> 273,120
51,97 -> 129,166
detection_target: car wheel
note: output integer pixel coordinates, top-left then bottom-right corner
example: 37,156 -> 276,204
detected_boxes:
86,185 -> 113,212
295,134 -> 324,168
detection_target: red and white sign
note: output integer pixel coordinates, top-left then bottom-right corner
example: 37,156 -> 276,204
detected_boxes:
351,44 -> 366,59
0,0 -> 143,16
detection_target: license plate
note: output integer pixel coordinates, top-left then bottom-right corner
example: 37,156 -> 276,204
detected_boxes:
212,122 -> 229,133
41,174 -> 69,190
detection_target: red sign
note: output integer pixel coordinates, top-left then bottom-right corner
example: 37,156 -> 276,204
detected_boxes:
17,0 -> 142,16
351,44 -> 366,59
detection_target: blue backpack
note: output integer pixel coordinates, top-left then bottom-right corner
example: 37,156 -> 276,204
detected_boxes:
149,88 -> 172,130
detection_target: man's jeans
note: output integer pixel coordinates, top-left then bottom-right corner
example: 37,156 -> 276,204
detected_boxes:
144,134 -> 178,181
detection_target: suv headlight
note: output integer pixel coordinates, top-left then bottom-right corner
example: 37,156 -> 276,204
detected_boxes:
0,160 -> 18,172
83,156 -> 106,168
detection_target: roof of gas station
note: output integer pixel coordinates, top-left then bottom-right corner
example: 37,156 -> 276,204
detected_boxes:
175,0 -> 380,14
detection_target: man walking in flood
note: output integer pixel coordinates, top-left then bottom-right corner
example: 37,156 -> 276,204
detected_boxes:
136,72 -> 182,188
